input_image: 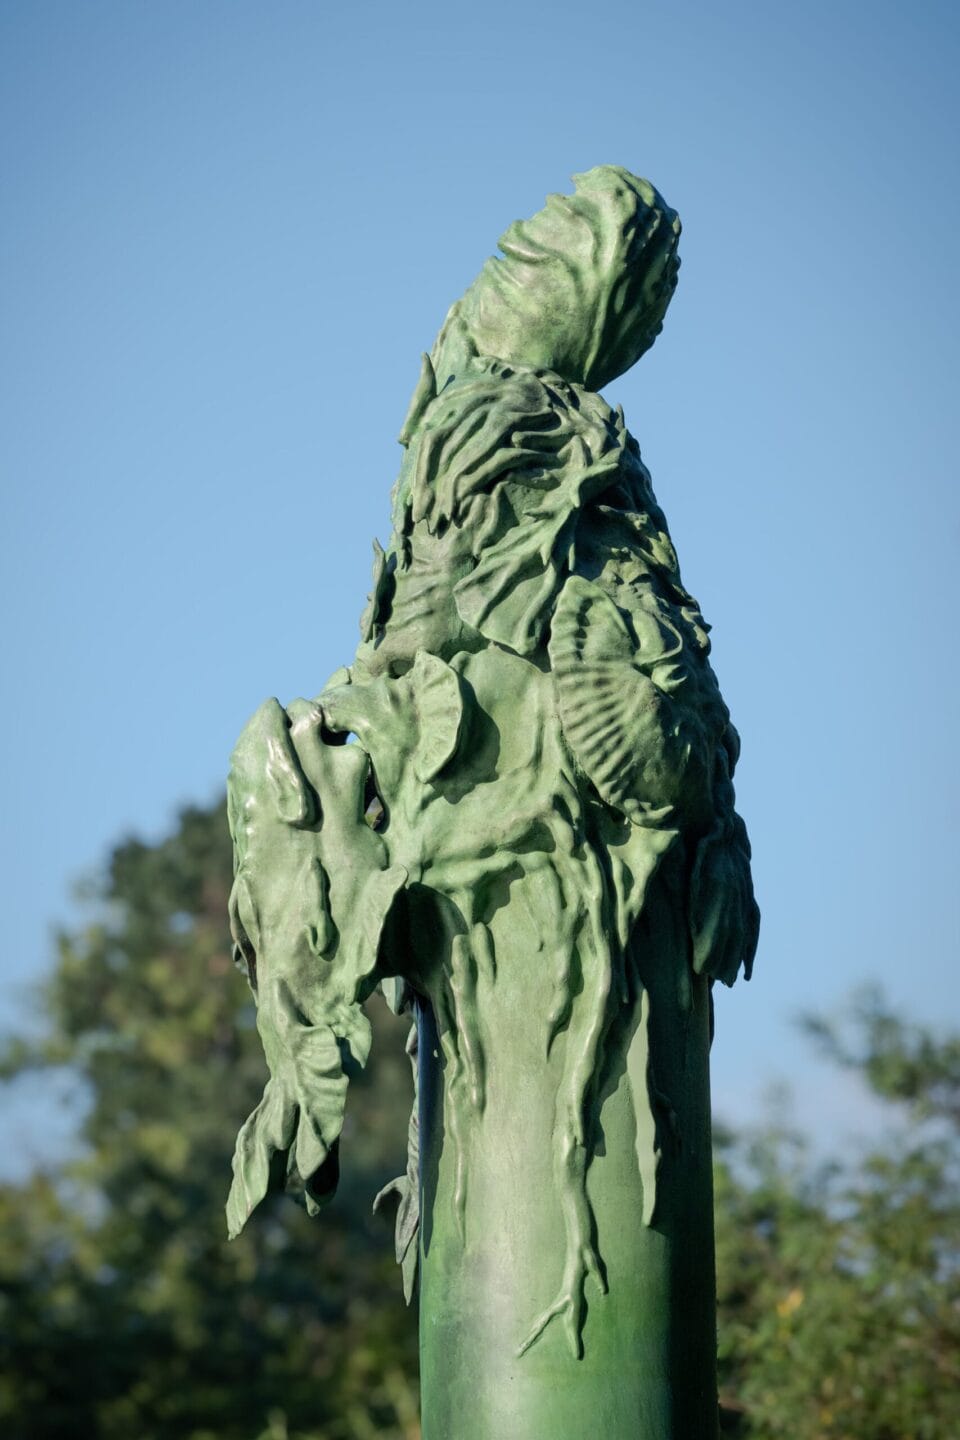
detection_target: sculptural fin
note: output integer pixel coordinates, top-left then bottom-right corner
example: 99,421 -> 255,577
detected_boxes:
398,351 -> 437,447
689,737 -> 759,986
372,1018 -> 420,1304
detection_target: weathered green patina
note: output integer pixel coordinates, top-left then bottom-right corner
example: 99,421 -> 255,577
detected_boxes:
225,166 -> 759,1439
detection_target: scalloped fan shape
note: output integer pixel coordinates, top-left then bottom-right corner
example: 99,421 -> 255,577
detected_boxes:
548,576 -> 691,821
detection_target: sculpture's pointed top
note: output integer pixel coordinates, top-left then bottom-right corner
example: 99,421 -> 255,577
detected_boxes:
431,166 -> 681,392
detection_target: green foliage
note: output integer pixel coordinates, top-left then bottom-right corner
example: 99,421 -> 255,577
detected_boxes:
0,802 -> 419,1440
716,995 -> 960,1439
800,987 -> 960,1127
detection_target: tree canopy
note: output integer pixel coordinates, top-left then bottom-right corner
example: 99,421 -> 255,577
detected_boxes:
715,992 -> 960,1438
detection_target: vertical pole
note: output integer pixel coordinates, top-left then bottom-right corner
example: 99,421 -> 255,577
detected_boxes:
417,855 -> 720,1440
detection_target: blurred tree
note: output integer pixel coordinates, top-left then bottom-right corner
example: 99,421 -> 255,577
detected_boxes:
0,802 -> 419,1440
715,989 -> 960,1439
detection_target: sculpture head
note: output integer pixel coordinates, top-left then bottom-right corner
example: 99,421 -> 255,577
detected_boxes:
431,165 -> 681,392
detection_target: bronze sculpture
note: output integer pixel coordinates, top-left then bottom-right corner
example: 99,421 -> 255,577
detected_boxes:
226,165 -> 758,1439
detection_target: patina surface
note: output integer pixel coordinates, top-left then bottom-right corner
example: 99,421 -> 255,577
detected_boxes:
226,166 -> 759,1439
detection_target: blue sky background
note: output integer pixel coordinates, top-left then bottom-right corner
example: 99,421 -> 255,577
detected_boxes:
2,0 -> 958,1171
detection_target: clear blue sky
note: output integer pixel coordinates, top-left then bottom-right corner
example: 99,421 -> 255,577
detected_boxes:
2,0 -> 958,1167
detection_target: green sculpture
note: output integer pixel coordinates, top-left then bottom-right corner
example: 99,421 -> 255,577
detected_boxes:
225,166 -> 759,1439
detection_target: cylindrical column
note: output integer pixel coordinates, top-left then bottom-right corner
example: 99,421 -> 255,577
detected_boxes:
417,858 -> 719,1440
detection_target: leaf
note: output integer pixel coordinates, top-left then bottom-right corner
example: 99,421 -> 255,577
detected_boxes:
226,1076 -> 297,1239
397,350 -> 437,447
410,650 -> 464,783
230,698 -> 318,832
689,768 -> 759,987
379,975 -> 412,1014
454,502 -> 572,654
